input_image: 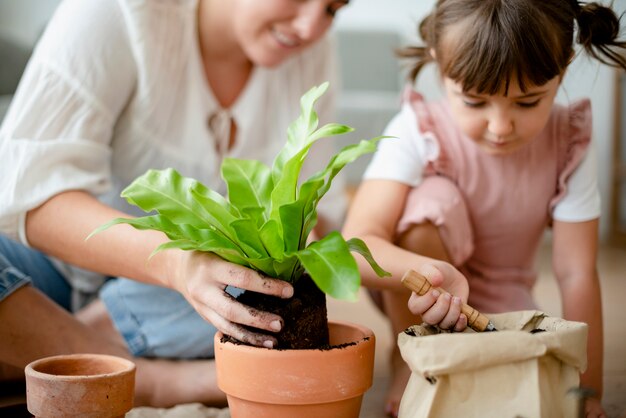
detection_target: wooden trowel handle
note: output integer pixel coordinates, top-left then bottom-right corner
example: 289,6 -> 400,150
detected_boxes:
401,270 -> 494,332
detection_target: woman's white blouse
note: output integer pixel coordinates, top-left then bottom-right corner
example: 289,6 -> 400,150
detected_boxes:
0,0 -> 347,242
0,0 -> 347,300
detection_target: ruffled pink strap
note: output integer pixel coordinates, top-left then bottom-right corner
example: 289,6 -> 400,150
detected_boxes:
402,85 -> 436,134
549,99 -> 593,213
402,85 -> 454,178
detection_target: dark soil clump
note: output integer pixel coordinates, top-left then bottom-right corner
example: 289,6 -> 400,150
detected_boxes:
226,274 -> 330,349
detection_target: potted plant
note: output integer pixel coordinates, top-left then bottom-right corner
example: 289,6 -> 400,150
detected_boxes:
93,82 -> 390,417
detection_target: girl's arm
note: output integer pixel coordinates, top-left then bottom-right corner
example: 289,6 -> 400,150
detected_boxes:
26,190 -> 293,348
342,179 -> 469,328
552,218 -> 604,409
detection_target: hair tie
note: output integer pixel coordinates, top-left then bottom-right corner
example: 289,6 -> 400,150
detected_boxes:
576,3 -> 620,46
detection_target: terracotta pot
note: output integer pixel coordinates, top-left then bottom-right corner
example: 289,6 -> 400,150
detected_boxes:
25,353 -> 135,418
215,320 -> 375,418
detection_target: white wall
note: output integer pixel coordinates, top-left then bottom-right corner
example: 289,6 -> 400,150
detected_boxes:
336,0 -> 433,42
0,0 -> 61,48
335,0 -> 624,240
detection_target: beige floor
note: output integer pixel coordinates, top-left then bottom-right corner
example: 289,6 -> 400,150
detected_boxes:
327,242 -> 626,418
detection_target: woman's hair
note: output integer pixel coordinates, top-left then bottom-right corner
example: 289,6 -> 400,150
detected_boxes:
400,0 -> 626,94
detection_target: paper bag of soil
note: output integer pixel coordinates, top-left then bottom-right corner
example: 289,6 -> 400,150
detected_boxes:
397,310 -> 588,418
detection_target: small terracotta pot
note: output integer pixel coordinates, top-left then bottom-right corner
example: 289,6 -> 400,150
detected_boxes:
215,320 -> 375,418
25,353 -> 135,418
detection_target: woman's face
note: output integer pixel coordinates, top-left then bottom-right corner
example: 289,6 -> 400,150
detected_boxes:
443,76 -> 561,155
232,0 -> 349,67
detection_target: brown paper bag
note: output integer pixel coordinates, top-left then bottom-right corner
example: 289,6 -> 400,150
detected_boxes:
397,311 -> 588,418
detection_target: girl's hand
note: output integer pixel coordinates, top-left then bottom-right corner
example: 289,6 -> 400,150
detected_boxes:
406,262 -> 469,331
170,250 -> 293,348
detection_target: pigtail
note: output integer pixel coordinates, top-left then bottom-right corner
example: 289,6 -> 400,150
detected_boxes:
396,14 -> 435,82
573,1 -> 626,71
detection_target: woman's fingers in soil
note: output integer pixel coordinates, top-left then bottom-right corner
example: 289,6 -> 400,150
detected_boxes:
227,268 -> 293,299
211,292 -> 284,334
209,312 -> 278,348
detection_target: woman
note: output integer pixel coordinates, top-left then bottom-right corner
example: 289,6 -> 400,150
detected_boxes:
0,0 -> 350,407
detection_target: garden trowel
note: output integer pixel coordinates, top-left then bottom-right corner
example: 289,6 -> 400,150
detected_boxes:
401,270 -> 497,332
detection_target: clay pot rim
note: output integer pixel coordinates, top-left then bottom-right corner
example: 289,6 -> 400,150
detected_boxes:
25,353 -> 136,381
216,320 -> 374,353
215,320 -> 376,405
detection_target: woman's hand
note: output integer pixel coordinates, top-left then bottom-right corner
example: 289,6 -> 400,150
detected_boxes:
406,262 -> 469,331
170,250 -> 293,348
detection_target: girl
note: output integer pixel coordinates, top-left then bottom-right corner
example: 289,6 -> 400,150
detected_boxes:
0,0 -> 350,408
343,1 -> 626,417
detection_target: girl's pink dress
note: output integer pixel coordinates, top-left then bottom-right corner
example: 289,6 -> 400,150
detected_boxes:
398,90 -> 592,313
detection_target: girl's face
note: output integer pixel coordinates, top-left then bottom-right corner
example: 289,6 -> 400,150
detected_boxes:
443,76 -> 561,155
232,0 -> 349,67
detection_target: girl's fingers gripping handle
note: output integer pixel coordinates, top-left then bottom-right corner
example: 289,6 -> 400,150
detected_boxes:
401,270 -> 491,332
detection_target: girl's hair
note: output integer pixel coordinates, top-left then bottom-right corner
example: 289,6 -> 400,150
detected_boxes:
400,0 -> 626,94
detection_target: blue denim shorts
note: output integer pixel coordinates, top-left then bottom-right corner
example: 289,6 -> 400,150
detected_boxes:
100,278 -> 222,359
0,234 -> 71,310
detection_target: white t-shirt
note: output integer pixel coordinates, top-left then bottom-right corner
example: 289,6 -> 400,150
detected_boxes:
0,0 -> 347,298
364,102 -> 601,222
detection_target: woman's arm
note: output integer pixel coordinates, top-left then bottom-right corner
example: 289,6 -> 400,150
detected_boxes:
552,218 -> 604,410
342,179 -> 469,328
26,191 -> 293,348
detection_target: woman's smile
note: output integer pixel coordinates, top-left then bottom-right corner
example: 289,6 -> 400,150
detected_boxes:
271,27 -> 300,48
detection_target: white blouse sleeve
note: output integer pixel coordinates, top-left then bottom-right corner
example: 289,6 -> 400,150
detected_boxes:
552,141 -> 601,222
0,0 -> 136,244
363,102 -> 435,186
